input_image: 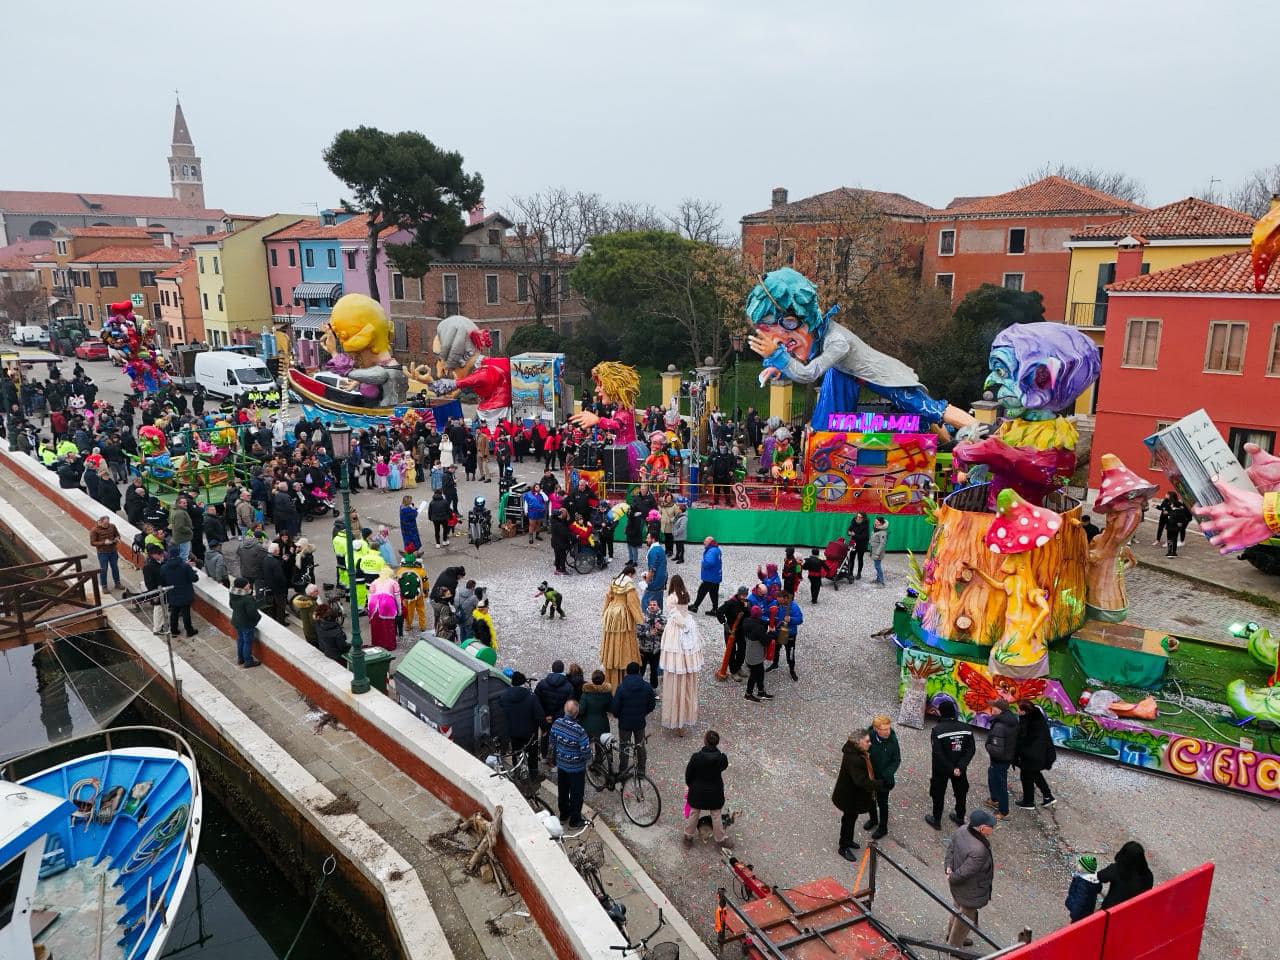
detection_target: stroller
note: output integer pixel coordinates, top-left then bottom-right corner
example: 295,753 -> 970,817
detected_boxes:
825,537 -> 855,588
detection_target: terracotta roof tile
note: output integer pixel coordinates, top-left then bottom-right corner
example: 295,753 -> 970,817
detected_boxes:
66,226 -> 157,239
0,253 -> 38,271
155,258 -> 196,280
68,245 -> 183,265
1107,250 -> 1279,294
742,187 -> 936,222
189,231 -> 232,245
0,190 -> 224,219
930,176 -> 1143,218
1071,197 -> 1255,241
0,239 -> 52,262
264,217 -> 397,241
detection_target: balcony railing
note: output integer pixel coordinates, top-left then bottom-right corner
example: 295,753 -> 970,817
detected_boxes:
1068,301 -> 1108,328
438,300 -> 461,316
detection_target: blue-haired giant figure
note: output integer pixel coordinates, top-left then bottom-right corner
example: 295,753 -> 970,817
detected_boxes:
745,267 -> 976,435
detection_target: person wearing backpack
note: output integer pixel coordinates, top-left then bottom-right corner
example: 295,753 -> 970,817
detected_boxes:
396,552 -> 427,633
983,699 -> 1019,819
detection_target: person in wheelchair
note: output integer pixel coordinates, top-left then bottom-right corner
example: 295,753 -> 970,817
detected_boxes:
569,515 -> 604,569
468,495 -> 493,545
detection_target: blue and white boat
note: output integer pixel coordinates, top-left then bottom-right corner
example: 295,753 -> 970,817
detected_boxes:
1,727 -> 201,960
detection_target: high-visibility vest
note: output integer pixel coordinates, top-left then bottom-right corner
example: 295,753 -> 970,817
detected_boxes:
356,548 -> 384,579
38,444 -> 56,466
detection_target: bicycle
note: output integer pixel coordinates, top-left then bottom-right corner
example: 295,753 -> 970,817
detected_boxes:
611,909 -> 679,959
484,744 -> 551,815
586,732 -> 662,827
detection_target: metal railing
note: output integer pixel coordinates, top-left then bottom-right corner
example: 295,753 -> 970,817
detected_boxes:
438,300 -> 461,316
1067,300 -> 1108,328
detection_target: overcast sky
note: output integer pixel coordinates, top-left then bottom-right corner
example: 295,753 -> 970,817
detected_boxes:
5,1 -> 1276,226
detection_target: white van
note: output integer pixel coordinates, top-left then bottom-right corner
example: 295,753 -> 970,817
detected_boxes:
13,325 -> 48,346
194,351 -> 278,401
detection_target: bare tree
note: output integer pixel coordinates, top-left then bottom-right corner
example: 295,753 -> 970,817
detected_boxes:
668,198 -> 727,244
1022,163 -> 1146,204
608,200 -> 666,233
0,278 -> 44,336
1227,164 -> 1280,218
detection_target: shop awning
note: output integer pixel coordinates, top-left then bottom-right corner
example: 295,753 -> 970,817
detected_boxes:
289,313 -> 331,332
292,282 -> 341,302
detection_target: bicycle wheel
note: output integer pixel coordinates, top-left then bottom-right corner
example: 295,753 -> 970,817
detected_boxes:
586,745 -> 608,791
620,772 -> 661,827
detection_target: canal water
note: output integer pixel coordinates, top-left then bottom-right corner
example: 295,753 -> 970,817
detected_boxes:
1,636 -> 336,959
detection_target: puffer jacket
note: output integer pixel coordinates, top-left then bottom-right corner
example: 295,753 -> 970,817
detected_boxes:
609,674 -> 656,731
534,672 -> 574,722
578,682 -> 613,740
985,708 -> 1020,763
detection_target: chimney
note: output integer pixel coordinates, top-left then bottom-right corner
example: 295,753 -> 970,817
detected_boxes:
771,187 -> 788,208
1115,237 -> 1146,282
468,202 -> 486,226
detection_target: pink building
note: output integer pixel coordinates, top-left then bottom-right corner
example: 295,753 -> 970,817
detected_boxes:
264,229 -> 307,321
341,228 -> 411,306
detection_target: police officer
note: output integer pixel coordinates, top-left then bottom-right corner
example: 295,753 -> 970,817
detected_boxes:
924,700 -> 975,830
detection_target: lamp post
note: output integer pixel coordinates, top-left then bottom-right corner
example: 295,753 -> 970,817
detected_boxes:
729,332 -> 744,424
329,423 -> 370,694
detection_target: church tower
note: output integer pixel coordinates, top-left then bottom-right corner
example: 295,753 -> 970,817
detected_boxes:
168,98 -> 205,208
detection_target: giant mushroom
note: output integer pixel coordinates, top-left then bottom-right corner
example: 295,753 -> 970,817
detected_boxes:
1086,454 -> 1158,622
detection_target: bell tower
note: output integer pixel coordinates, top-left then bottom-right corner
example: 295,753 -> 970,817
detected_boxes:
168,97 -> 205,208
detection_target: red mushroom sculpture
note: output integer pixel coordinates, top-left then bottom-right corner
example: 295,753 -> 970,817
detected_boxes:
1086,453 -> 1159,622
964,489 -> 1059,677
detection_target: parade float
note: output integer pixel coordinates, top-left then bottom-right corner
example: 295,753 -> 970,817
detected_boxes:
131,418 -> 253,504
286,293 -> 461,428
893,300 -> 1280,801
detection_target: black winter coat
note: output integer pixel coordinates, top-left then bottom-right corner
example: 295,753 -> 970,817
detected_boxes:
534,672 -> 573,723
159,556 -> 198,606
685,746 -> 729,810
1016,706 -> 1055,771
96,479 -> 121,512
610,674 -> 656,731
831,739 -> 879,815
426,496 -> 451,523
1099,842 -> 1154,909
125,487 -> 147,526
314,617 -> 350,663
260,554 -> 288,593
549,515 -> 570,549
985,709 -> 1020,763
931,718 -> 976,774
498,685 -> 543,740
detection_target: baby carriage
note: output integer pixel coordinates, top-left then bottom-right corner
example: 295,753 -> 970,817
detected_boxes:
825,538 -> 854,588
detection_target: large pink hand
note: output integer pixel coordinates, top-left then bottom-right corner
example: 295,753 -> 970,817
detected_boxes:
1193,480 -> 1271,554
1243,443 -> 1280,493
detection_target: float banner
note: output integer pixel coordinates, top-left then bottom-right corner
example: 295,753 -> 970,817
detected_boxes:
803,430 -> 937,514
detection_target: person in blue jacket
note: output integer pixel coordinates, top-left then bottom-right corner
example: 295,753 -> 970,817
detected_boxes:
1065,855 -> 1103,922
643,532 -> 667,611
766,591 -> 804,680
522,487 -> 547,543
689,537 -> 723,616
399,495 -> 421,553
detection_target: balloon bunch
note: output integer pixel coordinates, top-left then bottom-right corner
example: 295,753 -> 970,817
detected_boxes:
103,301 -> 170,395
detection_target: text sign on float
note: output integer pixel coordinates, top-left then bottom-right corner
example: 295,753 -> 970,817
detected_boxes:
826,412 -> 921,433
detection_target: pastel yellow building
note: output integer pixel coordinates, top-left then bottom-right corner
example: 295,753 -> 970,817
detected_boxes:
192,213 -> 300,348
1062,197 -> 1254,413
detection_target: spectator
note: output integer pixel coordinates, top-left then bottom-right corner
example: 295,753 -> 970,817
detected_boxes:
498,671 -> 544,779
1081,515 -> 1102,542
89,515 -> 123,593
203,540 -> 229,587
847,513 -> 870,580
426,490 -> 451,548
624,507 -> 645,566
169,496 -> 193,561
141,545 -> 167,636
742,605 -> 772,702
831,728 -> 879,861
713,586 -> 750,681
159,547 -> 199,639
689,537 -> 722,615
1065,855 -> 1102,922
523,485 -> 547,543
671,504 -> 687,564
292,583 -> 320,645
802,547 -> 825,604
229,576 -> 262,668
683,730 -> 732,849
610,661 -> 657,777
203,505 -> 227,549
636,599 -> 664,691
535,660 -> 574,757
1014,700 -> 1057,809
869,517 -> 888,586
313,603 -> 351,664
549,508 -> 571,575
549,701 -> 591,829
237,531 -> 266,585
235,490 -> 254,535
1098,841 -> 1154,908
983,699 -> 1018,820
643,532 -> 667,611
944,810 -> 997,948
925,700 -> 975,830
260,543 -> 290,626
864,715 -> 900,840
578,669 -> 613,744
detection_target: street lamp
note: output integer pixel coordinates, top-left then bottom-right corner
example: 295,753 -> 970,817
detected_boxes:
329,423 -> 370,694
729,332 -> 744,425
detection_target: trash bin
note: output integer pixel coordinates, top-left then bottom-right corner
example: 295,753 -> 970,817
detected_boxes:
392,634 -> 510,749
460,638 -> 498,666
345,646 -> 395,694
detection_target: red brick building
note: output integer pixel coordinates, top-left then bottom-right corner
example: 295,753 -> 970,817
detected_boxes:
739,186 -> 933,278
1089,247 -> 1280,489
388,212 -> 590,362
922,177 -> 1142,319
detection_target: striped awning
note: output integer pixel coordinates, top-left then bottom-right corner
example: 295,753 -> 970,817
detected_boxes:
292,282 -> 341,301
289,313 -> 331,332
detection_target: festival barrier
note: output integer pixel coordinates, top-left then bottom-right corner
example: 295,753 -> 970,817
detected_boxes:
0,446 -> 628,960
999,862 -> 1213,960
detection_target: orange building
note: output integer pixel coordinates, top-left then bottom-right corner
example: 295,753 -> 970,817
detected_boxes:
156,259 -> 203,345
740,186 -> 933,278
921,177 -> 1141,319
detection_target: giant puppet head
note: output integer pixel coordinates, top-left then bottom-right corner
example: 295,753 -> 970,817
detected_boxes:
744,268 -> 830,364
327,294 -> 395,368
985,322 -> 1100,420
432,314 -> 491,376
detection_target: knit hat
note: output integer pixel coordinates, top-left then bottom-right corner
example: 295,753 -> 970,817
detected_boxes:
969,809 -> 996,829
510,671 -> 528,687
1077,855 -> 1097,873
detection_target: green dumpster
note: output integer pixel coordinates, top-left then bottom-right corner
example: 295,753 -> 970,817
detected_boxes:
345,646 -> 395,694
392,635 -> 510,748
